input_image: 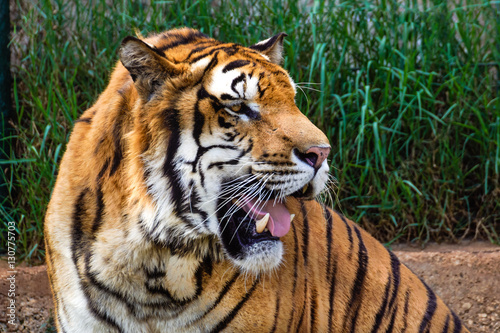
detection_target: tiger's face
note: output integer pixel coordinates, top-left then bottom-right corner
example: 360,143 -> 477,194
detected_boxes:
120,30 -> 330,274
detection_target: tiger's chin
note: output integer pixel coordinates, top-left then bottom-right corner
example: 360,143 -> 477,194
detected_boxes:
227,238 -> 284,276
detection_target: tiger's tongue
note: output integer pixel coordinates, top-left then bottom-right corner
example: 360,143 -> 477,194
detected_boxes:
241,197 -> 291,238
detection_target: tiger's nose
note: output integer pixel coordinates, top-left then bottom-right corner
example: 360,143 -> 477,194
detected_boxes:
295,146 -> 331,170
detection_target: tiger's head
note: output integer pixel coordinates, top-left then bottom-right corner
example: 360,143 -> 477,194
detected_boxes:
120,29 -> 330,274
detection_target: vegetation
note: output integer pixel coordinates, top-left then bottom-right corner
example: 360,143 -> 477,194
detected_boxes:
1,0 -> 499,261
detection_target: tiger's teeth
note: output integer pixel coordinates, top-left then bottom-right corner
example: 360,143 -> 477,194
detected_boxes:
255,213 -> 270,233
302,184 -> 309,194
232,199 -> 245,208
290,214 -> 295,223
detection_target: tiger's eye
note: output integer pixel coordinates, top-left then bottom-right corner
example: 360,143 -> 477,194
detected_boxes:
230,104 -> 242,112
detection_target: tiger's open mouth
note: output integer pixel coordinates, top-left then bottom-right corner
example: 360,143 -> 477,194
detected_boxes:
217,183 -> 313,260
218,195 -> 292,258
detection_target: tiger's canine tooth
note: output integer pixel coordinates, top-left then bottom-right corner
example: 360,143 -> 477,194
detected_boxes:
232,198 -> 245,208
302,184 -> 308,194
290,214 -> 295,222
255,213 -> 270,233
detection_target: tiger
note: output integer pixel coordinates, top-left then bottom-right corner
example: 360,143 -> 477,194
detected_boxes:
44,28 -> 468,332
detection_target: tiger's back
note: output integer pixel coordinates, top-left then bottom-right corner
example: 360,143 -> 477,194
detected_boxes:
45,28 -> 468,332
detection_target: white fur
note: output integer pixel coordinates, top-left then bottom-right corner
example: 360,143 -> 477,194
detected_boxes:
231,240 -> 284,275
206,65 -> 260,103
191,57 -> 211,72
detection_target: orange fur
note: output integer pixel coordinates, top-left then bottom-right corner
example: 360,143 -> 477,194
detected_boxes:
45,28 -> 468,332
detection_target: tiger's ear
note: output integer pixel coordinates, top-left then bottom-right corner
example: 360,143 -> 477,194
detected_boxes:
119,36 -> 184,101
249,33 -> 288,65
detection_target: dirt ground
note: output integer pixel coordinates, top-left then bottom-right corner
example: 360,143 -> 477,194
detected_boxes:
0,242 -> 498,333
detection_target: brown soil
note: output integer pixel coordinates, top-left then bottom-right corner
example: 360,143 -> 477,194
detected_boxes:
0,242 -> 498,332
391,242 -> 500,332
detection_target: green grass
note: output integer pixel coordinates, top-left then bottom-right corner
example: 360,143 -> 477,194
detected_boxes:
1,0 -> 499,261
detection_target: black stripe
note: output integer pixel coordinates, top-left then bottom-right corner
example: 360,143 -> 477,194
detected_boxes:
269,292 -> 280,333
71,189 -> 88,267
223,131 -> 237,142
218,115 -> 232,128
185,40 -> 221,60
371,251 -> 402,332
223,45 -> 238,56
250,34 -> 282,52
190,143 -> 239,171
158,30 -> 208,52
369,250 -> 401,332
418,283 -> 438,333
90,184 -> 105,235
257,72 -> 267,98
387,251 -> 401,312
207,149 -> 246,170
162,29 -> 208,41
286,223 -> 300,332
192,257 -> 209,299
148,213 -> 162,240
74,117 -> 92,124
324,207 -> 333,276
220,93 -> 237,100
144,266 -> 166,279
443,315 -> 450,333
71,191 -> 162,329
191,88 -> 208,189
97,158 -> 110,180
297,202 -> 310,332
91,159 -> 108,235
194,51 -> 220,86
193,89 -> 207,145
231,73 -> 246,98
371,274 -> 392,333
310,286 -> 319,332
192,272 -> 240,325
188,44 -> 227,62
386,305 -> 398,333
401,290 -> 410,333
190,45 -> 239,64
87,297 -> 123,333
187,180 -> 209,223
337,211 -> 354,256
240,104 -> 261,120
223,60 -> 250,73
452,311 -> 463,333
343,226 -> 368,333
207,157 -> 239,169
84,251 -> 175,314
139,217 -> 219,258
263,161 -> 295,166
300,201 -> 309,266
109,109 -> 125,177
324,207 -> 337,333
209,277 -> 260,332
162,108 -> 183,215
349,303 -> 362,333
83,252 -> 125,331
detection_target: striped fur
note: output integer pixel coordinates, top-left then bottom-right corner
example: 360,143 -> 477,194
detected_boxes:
45,28 -> 468,332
